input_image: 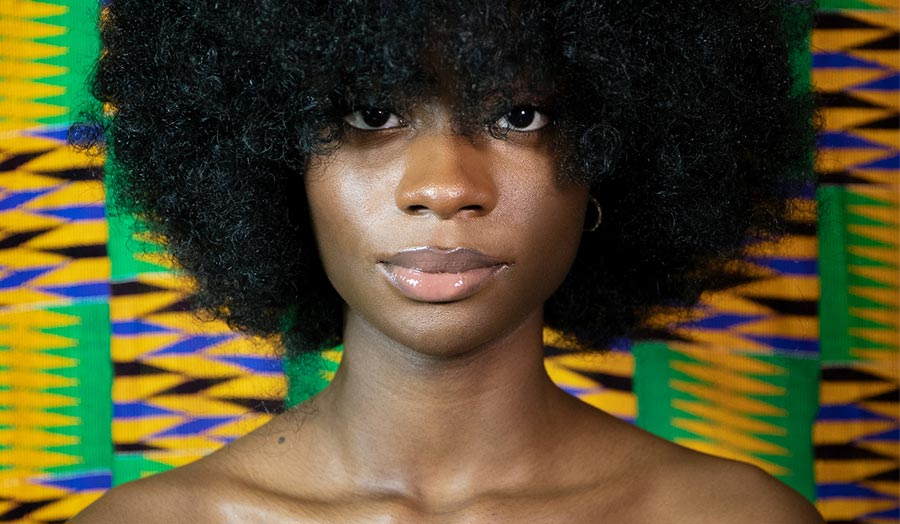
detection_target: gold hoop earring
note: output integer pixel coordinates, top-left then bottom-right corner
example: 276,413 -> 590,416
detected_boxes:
584,195 -> 602,232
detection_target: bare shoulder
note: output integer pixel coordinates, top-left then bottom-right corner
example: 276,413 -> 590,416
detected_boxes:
562,405 -> 822,523
67,412 -> 317,524
68,460 -> 227,524
69,470 -> 203,524
644,447 -> 823,524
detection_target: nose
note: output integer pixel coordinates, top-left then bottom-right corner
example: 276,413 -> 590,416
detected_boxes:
395,132 -> 498,219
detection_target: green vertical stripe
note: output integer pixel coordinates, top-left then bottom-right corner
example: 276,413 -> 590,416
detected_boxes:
818,186 -> 853,364
817,0 -> 889,10
107,211 -> 170,281
634,343 -> 819,501
113,455 -> 177,486
42,302 -> 113,475
30,1 -> 102,126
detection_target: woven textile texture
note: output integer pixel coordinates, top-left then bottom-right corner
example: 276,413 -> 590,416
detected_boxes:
0,1 -> 896,522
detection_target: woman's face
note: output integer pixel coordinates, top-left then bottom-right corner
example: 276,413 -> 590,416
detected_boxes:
304,99 -> 588,356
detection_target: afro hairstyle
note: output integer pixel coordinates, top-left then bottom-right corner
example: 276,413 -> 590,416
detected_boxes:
81,0 -> 817,357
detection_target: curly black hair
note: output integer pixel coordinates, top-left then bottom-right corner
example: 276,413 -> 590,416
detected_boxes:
81,0 -> 816,357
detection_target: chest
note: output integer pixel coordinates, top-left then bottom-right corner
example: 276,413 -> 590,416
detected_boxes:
216,486 -> 646,524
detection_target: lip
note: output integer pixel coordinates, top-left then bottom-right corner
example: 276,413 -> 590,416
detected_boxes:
379,247 -> 509,302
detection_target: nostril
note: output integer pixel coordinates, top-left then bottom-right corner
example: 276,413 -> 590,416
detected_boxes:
404,203 -> 484,216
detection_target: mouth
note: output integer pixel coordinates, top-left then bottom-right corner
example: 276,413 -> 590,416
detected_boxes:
378,247 -> 510,303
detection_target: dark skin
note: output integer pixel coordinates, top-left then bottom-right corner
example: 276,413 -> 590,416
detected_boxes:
71,101 -> 823,523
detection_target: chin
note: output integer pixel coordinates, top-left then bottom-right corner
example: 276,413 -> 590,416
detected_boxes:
358,297 -> 543,360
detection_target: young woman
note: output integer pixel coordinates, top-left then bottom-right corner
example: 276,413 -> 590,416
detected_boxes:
72,0 -> 823,522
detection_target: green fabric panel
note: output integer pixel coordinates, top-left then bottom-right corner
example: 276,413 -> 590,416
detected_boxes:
818,186 -> 853,364
849,313 -> 897,330
847,271 -> 893,289
113,455 -> 180,486
846,232 -> 896,249
283,348 -> 342,408
848,334 -> 895,353
104,141 -> 170,279
846,251 -> 897,269
40,302 -> 113,475
847,292 -> 894,310
785,2 -> 813,96
27,1 -> 102,126
631,342 -> 675,438
633,343 -> 820,502
845,191 -> 898,208
107,211 -> 170,280
818,0 -> 889,10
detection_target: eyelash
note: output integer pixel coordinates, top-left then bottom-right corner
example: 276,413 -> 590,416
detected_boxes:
342,107 -> 407,132
340,106 -> 554,136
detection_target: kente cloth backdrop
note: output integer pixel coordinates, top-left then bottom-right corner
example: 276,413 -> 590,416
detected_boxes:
0,1 -> 897,522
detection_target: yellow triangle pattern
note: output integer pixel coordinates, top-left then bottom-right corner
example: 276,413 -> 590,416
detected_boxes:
813,7 -> 899,519
0,306 -> 89,502
664,345 -> 798,478
109,270 -> 284,472
0,1 -> 70,131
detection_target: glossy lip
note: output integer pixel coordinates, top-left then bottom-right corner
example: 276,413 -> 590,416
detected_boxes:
378,247 -> 510,303
382,247 -> 505,272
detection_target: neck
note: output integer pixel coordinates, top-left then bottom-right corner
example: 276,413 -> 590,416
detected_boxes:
311,307 -> 577,506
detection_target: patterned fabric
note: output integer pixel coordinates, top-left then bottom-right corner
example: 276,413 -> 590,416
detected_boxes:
0,2 -> 113,522
0,2 -> 896,523
812,4 -> 899,522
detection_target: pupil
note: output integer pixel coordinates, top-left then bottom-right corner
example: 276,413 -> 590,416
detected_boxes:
361,107 -> 390,128
507,107 -> 535,129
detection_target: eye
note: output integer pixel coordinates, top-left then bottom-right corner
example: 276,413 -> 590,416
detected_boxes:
343,107 -> 405,131
495,106 -> 552,132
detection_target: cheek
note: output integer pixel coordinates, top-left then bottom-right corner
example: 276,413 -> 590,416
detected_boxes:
303,164 -> 368,292
493,147 -> 588,292
303,156 -> 400,303
514,191 -> 587,305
